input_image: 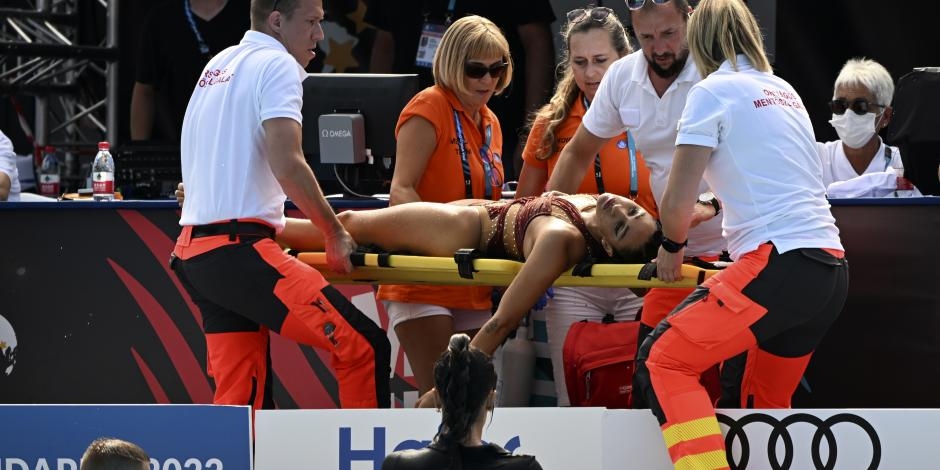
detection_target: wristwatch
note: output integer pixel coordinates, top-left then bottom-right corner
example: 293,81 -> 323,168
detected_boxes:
697,191 -> 721,216
661,236 -> 688,253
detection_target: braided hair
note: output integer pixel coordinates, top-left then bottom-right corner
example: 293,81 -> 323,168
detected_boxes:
432,333 -> 498,454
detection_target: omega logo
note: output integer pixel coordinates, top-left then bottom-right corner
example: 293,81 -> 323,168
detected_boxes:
321,129 -> 352,138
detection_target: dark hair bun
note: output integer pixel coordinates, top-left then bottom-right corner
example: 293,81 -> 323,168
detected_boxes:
449,333 -> 471,354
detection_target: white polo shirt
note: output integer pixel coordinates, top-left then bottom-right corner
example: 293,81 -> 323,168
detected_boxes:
583,50 -> 725,256
817,139 -> 908,197
179,30 -> 306,230
676,56 -> 843,259
0,130 -> 20,201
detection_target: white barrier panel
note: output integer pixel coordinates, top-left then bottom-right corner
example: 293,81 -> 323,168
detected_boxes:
256,408 -> 940,470
255,407 -> 639,470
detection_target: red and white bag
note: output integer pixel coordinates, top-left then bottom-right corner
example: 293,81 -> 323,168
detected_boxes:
563,314 -> 641,408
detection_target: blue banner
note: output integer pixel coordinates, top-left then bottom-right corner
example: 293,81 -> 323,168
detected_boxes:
0,405 -> 251,470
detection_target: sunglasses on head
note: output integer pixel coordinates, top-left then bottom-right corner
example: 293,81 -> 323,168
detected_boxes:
828,97 -> 885,116
465,61 -> 508,79
626,0 -> 671,10
567,7 -> 614,24
271,0 -> 281,12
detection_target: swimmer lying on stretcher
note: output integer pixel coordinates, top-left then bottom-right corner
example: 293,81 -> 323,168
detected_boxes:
175,184 -> 716,358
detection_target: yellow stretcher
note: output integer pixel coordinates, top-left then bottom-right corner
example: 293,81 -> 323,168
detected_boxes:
297,251 -> 719,289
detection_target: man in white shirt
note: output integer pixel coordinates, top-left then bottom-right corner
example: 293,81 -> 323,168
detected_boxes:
546,0 -> 724,404
171,0 -> 390,410
0,130 -> 21,202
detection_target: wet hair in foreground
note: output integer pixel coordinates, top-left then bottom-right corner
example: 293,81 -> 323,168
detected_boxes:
80,437 -> 150,470
433,333 -> 498,445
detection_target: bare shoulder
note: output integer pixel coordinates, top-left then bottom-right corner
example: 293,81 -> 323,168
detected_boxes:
524,217 -> 587,261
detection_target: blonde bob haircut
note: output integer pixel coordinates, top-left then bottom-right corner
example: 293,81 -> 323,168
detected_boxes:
686,0 -> 770,78
432,15 -> 513,97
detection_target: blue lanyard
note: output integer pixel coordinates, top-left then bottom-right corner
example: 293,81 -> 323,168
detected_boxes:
453,109 -> 495,199
445,0 -> 456,23
582,95 -> 637,197
423,0 -> 457,24
183,0 -> 211,56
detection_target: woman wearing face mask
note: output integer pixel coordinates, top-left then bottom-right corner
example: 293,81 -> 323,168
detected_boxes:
515,6 -> 659,407
817,58 -> 920,198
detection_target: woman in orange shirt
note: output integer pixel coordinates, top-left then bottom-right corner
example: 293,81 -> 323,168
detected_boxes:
516,6 -> 657,406
377,15 -> 511,400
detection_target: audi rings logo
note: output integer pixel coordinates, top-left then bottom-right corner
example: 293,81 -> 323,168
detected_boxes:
717,412 -> 881,470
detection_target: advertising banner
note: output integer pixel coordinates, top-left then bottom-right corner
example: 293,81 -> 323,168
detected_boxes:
255,407 -> 634,470
0,199 -> 938,408
0,404 -> 252,470
256,408 -> 940,470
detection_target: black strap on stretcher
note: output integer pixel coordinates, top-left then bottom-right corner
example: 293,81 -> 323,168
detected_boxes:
454,248 -> 482,279
350,245 -> 393,267
572,259 -> 596,277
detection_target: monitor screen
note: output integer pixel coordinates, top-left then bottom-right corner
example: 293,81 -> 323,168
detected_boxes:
301,73 -> 419,162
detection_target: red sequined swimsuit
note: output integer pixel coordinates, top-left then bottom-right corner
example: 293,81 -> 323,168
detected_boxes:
481,195 -> 604,261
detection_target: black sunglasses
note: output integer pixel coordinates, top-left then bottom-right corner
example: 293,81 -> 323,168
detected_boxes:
465,61 -> 509,79
567,7 -> 614,24
626,0 -> 671,10
828,97 -> 885,116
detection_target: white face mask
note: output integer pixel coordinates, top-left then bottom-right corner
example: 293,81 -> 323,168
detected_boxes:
829,112 -> 879,149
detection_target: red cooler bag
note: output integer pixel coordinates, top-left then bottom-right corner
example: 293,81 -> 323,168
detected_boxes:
563,314 -> 641,408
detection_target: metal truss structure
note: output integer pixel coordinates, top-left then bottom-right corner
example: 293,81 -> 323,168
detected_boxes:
0,0 -> 118,149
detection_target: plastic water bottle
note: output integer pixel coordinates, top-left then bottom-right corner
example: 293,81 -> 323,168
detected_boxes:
495,321 -> 536,407
92,141 -> 115,201
38,145 -> 61,198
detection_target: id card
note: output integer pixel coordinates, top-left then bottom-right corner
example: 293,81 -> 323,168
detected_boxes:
415,22 -> 446,68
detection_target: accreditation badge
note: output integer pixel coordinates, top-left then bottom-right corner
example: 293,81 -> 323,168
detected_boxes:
415,22 -> 446,69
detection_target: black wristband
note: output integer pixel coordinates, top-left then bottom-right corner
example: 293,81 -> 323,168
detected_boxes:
661,236 -> 688,253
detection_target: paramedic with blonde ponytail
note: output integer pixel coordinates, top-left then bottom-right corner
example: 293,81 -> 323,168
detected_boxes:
632,0 -> 849,468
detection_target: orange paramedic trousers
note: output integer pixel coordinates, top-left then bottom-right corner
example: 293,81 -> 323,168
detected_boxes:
634,244 -> 847,469
171,222 -> 391,409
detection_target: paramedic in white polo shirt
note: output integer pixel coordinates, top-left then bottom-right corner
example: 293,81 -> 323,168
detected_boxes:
632,1 -> 849,467
546,0 -> 725,405
171,0 -> 390,410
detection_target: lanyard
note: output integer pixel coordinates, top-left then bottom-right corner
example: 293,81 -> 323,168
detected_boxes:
582,95 -> 637,197
453,109 -> 495,199
883,146 -> 893,171
183,0 -> 211,56
447,0 -> 457,15
423,0 -> 457,24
